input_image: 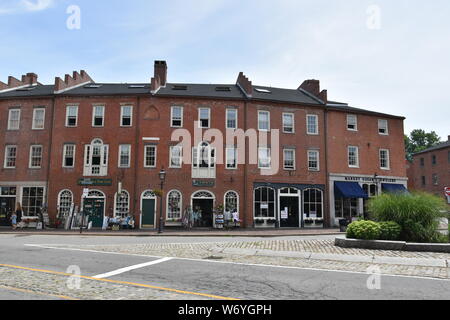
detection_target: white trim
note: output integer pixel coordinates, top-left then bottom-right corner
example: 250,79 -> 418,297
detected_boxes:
282,112 -> 295,134
378,119 -> 389,135
92,105 -> 105,127
65,105 -> 78,127
224,190 -> 239,213
54,80 -> 92,94
306,114 -> 319,135
225,108 -> 238,130
253,187 -> 276,221
28,145 -> 43,169
4,145 -> 17,169
170,106 -> 184,128
93,258 -> 173,279
142,137 -> 160,141
144,145 -> 157,168
198,107 -> 211,129
258,147 -> 271,169
7,109 -> 21,131
169,145 -> 182,168
120,105 -> 133,127
257,110 -> 270,131
278,187 -> 302,228
32,108 -> 46,130
0,84 -> 35,94
225,147 -> 238,170
57,189 -> 73,216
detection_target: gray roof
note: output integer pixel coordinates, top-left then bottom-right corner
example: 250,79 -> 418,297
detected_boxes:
0,85 -> 54,98
413,140 -> 450,155
251,85 -> 322,105
156,83 -> 245,100
327,103 -> 405,120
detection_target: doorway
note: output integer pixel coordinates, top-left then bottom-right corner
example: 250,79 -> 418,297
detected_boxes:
82,190 -> 106,228
279,188 -> 301,228
0,197 -> 15,226
191,191 -> 215,228
141,191 -> 156,228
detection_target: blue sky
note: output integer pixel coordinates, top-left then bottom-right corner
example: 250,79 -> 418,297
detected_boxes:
0,0 -> 449,139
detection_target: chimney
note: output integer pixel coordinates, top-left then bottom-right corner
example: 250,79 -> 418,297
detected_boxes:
236,72 -> 253,97
21,73 -> 38,85
299,79 -> 327,103
54,70 -> 93,93
448,135 -> 450,142
0,73 -> 39,92
154,61 -> 167,86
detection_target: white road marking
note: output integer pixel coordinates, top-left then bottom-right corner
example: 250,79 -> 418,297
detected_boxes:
24,244 -> 450,282
92,257 -> 173,279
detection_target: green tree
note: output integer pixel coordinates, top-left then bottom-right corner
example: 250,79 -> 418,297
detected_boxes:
405,129 -> 441,161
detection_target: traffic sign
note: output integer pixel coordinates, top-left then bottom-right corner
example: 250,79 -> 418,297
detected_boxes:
445,187 -> 450,197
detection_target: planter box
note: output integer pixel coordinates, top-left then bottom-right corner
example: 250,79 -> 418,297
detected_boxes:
335,238 -> 450,253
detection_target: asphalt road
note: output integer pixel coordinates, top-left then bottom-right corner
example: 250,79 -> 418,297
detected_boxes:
0,234 -> 449,300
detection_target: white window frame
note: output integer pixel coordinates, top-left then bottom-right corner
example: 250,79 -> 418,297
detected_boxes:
378,119 -> 389,135
308,150 -> 320,171
226,147 -> 238,170
347,114 -> 358,131
120,105 -> 133,127
8,109 -> 21,130
282,113 -> 295,133
4,145 -> 17,169
258,110 -> 270,132
169,146 -> 183,168
92,105 -> 105,127
258,147 -> 271,169
66,106 -> 78,127
83,139 -> 109,177
198,108 -> 211,129
171,106 -> 183,128
118,144 -> 131,168
283,149 -> 296,170
348,146 -> 360,168
144,145 -> 157,168
167,190 -> 183,220
306,114 -> 319,135
114,190 -> 130,218
62,144 -> 76,168
379,149 -> 390,170
32,108 -> 45,130
226,108 -> 238,130
29,145 -> 43,169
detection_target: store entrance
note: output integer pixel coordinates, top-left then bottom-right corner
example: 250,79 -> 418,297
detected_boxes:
0,197 -> 15,226
83,198 -> 105,228
192,199 -> 214,228
280,196 -> 300,228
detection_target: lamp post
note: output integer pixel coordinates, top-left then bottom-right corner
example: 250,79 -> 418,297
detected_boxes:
158,167 -> 166,234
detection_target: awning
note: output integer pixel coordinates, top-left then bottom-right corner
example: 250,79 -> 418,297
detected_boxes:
334,182 -> 368,199
382,184 -> 408,194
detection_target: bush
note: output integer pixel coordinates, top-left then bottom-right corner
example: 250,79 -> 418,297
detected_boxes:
346,220 -> 381,240
378,221 -> 402,241
369,192 -> 447,243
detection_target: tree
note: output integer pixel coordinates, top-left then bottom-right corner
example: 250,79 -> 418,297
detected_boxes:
405,129 -> 441,161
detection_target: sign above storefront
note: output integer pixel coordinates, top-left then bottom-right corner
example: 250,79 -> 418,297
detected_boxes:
78,178 -> 113,186
344,177 -> 397,183
192,180 -> 215,188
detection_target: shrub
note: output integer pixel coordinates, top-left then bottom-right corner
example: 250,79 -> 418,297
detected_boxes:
369,192 -> 447,243
378,221 -> 402,241
346,220 -> 381,240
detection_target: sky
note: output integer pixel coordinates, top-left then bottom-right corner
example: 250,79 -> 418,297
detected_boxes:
0,0 -> 449,139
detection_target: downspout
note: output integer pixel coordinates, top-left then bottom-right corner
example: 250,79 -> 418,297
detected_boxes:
45,96 -> 56,218
133,96 -> 141,226
324,107 -> 330,228
243,100 -> 248,228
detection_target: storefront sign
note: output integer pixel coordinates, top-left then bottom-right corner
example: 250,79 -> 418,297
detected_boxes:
281,208 -> 288,219
78,178 -> 112,186
192,180 -> 215,188
344,177 -> 397,183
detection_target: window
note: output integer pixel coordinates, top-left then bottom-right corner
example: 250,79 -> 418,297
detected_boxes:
303,189 -> 323,219
225,191 -> 239,213
92,105 -> 105,127
66,106 -> 78,127
226,147 -> 237,169
63,145 -> 76,168
21,187 -> 44,216
421,176 -> 426,186
347,115 -> 357,131
432,155 -> 437,166
29,145 -> 43,168
348,146 -> 359,168
171,106 -> 183,127
4,146 -> 17,168
121,106 -> 132,127
335,198 -> 358,219
378,119 -> 389,135
258,111 -> 270,131
83,139 -> 109,176
283,149 -> 295,170
258,148 -> 271,169
192,142 -> 216,179
282,113 -> 295,133
114,190 -> 129,218
420,158 -> 425,167
226,109 -> 238,129
254,187 -> 276,218
8,109 -> 21,130
306,115 -> 319,135
198,108 -> 210,128
32,108 -> 45,130
167,190 -> 182,220
144,145 -> 157,168
432,174 -> 439,186
380,149 -> 390,170
118,145 -> 131,168
308,150 -> 320,171
58,190 -> 73,216
170,146 -> 182,168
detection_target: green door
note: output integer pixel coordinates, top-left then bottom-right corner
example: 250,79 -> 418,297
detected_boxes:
142,199 -> 156,227
84,198 -> 105,228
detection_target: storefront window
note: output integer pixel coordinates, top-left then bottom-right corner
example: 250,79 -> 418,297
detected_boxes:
58,190 -> 73,216
167,190 -> 182,220
335,198 -> 358,219
225,191 -> 238,212
22,187 -> 44,216
114,190 -> 129,218
362,184 -> 378,217
303,189 -> 323,218
254,187 -> 275,218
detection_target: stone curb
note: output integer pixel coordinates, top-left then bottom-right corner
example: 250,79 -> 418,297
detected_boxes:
335,238 -> 450,254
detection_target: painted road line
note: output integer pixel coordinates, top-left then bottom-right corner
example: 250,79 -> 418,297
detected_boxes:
24,243 -> 450,282
0,284 -> 78,300
93,257 -> 173,279
0,263 -> 238,300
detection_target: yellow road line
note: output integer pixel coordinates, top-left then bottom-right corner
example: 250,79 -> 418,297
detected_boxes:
0,284 -> 78,300
0,263 -> 239,300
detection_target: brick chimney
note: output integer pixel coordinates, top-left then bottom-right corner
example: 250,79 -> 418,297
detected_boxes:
299,79 -> 327,103
54,70 -> 93,93
0,73 -> 39,92
236,72 -> 253,97
448,135 -> 450,142
151,60 -> 167,92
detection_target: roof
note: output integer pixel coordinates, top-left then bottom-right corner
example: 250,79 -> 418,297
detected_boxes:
326,103 -> 405,120
413,140 -> 450,155
156,83 -> 245,100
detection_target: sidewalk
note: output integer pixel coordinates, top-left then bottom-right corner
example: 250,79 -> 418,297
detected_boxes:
0,227 -> 342,237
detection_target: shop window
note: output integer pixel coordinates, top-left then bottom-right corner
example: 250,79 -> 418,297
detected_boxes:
58,190 -> 73,217
167,190 -> 182,220
254,187 -> 276,218
225,191 -> 238,213
22,187 -> 44,216
303,189 -> 323,219
335,198 -> 358,219
114,190 -> 129,218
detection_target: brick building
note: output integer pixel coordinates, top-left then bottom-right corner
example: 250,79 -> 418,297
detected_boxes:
407,136 -> 450,205
0,61 -> 408,228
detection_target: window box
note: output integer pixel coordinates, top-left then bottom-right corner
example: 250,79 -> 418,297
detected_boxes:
255,219 -> 265,224
267,219 -> 277,224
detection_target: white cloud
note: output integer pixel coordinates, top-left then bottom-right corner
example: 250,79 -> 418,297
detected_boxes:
0,0 -> 54,15
21,0 -> 54,12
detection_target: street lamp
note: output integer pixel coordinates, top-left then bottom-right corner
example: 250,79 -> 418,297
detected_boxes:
158,167 -> 166,234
